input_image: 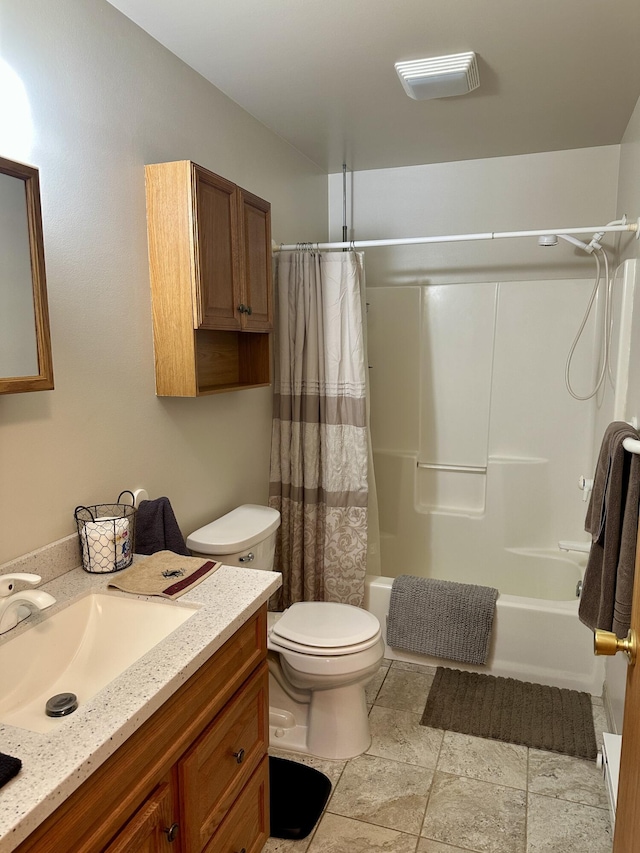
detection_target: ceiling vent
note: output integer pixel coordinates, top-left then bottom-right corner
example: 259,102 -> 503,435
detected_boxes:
395,52 -> 480,101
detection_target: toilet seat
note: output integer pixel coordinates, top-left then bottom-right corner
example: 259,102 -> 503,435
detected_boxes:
269,601 -> 381,656
268,627 -> 382,656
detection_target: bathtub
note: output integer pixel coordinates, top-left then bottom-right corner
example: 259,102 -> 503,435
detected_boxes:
364,552 -> 605,695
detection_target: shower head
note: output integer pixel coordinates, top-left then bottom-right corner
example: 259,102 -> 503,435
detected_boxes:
538,234 -> 590,252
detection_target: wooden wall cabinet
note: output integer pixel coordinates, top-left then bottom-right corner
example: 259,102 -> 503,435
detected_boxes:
145,161 -> 273,396
16,607 -> 270,853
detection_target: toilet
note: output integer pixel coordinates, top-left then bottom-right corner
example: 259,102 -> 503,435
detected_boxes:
186,504 -> 384,760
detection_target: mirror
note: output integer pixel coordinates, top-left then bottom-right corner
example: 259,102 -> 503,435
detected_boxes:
0,156 -> 53,394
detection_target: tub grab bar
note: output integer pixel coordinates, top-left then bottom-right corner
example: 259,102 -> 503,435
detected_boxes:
417,462 -> 487,474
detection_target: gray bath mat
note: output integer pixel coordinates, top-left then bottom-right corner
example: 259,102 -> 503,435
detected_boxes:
421,667 -> 598,760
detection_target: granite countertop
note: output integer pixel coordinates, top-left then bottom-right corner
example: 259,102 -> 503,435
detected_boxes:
0,561 -> 281,853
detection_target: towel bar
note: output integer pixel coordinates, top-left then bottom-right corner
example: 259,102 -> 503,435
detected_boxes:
622,437 -> 640,455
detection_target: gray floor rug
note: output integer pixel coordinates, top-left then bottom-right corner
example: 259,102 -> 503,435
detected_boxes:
421,667 -> 598,760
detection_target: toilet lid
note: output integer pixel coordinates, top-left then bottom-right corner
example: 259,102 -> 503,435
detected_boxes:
268,626 -> 382,656
186,504 -> 280,554
271,602 -> 380,649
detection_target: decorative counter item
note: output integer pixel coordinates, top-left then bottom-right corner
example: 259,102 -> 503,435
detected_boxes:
74,491 -> 136,573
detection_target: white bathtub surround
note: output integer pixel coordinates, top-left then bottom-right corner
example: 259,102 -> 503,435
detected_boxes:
269,250 -> 371,608
368,279 -> 600,567
366,575 -> 605,695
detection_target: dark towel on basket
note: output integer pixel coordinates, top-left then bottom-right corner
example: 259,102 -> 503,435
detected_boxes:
579,422 -> 640,638
135,497 -> 190,556
386,575 -> 499,665
0,752 -> 21,788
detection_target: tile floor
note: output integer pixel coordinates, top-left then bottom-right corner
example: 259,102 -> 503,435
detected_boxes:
264,659 -> 612,853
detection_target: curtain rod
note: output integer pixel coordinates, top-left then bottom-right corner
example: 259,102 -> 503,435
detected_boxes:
273,219 -> 639,252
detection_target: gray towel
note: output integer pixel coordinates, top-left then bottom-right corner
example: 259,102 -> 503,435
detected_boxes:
386,575 -> 499,665
579,422 -> 640,638
135,497 -> 190,557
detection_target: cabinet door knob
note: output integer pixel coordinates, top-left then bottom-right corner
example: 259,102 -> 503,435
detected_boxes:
246,305 -> 253,316
233,747 -> 245,764
238,303 -> 247,314
163,822 -> 179,843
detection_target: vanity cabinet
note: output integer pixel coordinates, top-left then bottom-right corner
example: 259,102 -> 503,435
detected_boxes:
145,160 -> 272,396
14,607 -> 269,853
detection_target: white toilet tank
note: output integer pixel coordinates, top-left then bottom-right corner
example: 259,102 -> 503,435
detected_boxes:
186,504 -> 281,571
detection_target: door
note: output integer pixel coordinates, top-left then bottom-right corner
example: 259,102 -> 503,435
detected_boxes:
237,187 -> 272,332
612,524 -> 640,851
193,165 -> 242,331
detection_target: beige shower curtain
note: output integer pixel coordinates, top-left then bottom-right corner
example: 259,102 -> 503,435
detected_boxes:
269,249 -> 374,608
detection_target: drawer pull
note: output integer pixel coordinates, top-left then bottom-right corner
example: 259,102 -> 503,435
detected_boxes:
233,747 -> 245,764
163,822 -> 179,843
236,848 -> 247,853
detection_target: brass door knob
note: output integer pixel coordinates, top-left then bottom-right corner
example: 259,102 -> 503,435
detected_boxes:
594,628 -> 637,664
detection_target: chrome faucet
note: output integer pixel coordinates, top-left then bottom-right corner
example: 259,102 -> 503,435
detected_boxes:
0,573 -> 56,635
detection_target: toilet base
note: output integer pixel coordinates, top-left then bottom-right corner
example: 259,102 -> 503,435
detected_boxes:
267,670 -> 372,760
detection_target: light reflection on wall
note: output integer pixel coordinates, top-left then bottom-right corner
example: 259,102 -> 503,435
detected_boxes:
0,58 -> 33,160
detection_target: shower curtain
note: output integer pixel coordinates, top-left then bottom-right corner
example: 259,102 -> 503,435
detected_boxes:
269,249 -> 375,608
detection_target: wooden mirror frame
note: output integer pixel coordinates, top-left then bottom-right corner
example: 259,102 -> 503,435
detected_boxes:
0,156 -> 54,394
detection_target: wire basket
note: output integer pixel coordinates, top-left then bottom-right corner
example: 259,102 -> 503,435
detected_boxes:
74,491 -> 136,574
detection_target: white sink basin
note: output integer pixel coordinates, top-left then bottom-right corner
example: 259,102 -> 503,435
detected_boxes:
0,592 -> 199,733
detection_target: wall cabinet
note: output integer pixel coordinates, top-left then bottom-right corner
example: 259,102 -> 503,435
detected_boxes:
15,607 -> 269,853
145,160 -> 272,396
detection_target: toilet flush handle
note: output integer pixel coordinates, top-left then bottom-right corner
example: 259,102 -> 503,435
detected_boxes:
238,552 -> 255,563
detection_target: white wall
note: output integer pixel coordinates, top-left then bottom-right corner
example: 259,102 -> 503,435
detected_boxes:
0,0 -> 327,564
329,146 -> 620,286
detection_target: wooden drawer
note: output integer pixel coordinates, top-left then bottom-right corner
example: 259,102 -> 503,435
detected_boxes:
203,757 -> 269,853
102,774 -> 179,853
179,663 -> 268,853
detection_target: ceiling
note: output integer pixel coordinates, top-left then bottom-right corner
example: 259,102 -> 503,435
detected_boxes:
108,0 -> 640,173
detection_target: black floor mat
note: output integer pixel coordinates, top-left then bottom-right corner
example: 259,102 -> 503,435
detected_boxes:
269,756 -> 332,839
